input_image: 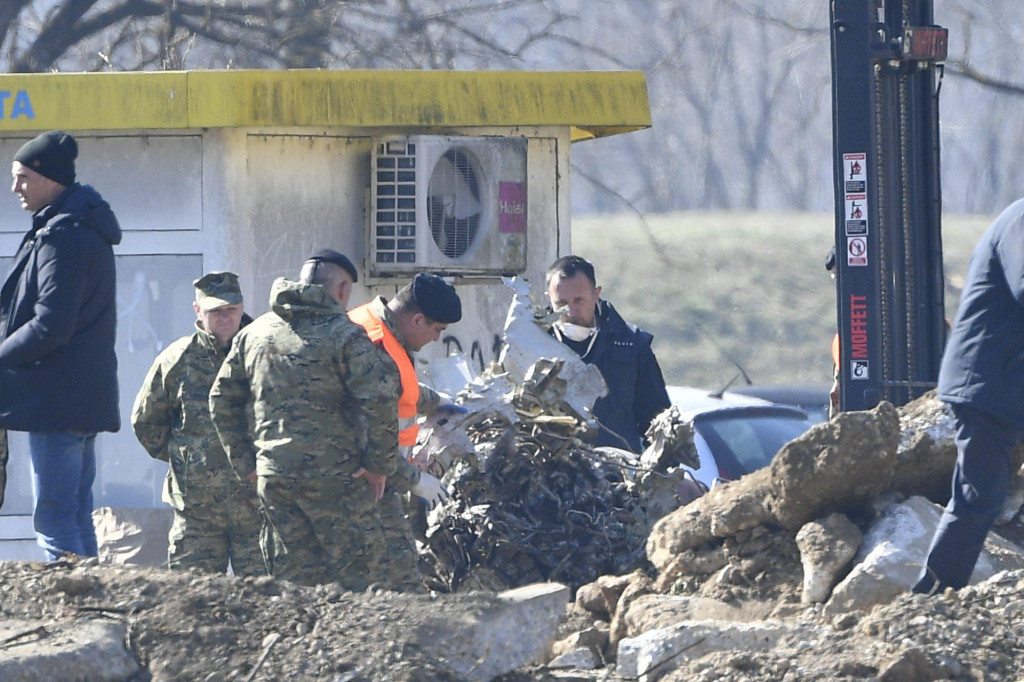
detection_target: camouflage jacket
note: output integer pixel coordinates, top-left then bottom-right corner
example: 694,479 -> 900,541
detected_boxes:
131,322 -> 248,512
209,278 -> 400,480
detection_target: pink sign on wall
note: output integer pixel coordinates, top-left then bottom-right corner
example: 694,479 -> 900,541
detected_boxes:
498,181 -> 527,233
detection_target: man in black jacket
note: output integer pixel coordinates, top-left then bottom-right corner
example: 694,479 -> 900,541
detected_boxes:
913,198 -> 1024,594
546,255 -> 670,452
0,131 -> 122,560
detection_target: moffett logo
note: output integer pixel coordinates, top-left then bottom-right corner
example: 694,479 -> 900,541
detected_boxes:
0,90 -> 35,120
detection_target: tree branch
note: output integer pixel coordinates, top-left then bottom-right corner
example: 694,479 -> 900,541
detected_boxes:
946,60 -> 1024,97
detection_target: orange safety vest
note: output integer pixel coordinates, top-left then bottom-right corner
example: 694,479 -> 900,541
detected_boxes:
349,303 -> 420,457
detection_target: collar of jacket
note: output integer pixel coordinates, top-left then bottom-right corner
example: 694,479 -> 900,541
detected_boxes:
585,299 -> 637,361
595,299 -> 632,336
269,277 -> 344,321
369,295 -> 415,354
31,184 -> 76,224
194,312 -> 251,354
30,183 -> 122,247
193,321 -> 231,357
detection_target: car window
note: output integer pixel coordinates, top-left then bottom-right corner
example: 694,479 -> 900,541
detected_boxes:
698,412 -> 811,478
690,431 -> 721,490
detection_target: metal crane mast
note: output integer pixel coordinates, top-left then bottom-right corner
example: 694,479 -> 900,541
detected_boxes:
830,0 -> 948,411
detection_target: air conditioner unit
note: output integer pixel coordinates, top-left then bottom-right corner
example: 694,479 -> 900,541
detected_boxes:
369,135 -> 528,277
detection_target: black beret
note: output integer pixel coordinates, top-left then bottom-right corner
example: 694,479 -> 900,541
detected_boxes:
306,249 -> 358,283
413,273 -> 461,324
14,131 -> 77,187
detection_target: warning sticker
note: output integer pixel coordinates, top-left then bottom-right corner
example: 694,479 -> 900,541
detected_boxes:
844,193 -> 868,236
842,153 -> 869,236
847,236 -> 868,266
845,194 -> 866,219
850,359 -> 869,381
843,153 -> 866,186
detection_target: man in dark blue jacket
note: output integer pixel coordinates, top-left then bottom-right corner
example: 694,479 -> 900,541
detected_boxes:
0,131 -> 122,560
546,255 -> 670,452
913,199 -> 1024,594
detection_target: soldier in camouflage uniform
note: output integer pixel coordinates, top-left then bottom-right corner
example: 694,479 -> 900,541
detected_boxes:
131,272 -> 264,576
349,272 -> 462,592
209,257 -> 399,589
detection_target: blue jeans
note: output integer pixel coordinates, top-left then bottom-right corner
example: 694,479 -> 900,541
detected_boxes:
28,431 -> 99,560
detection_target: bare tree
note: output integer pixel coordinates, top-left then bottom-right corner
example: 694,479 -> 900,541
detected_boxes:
0,1 -> 576,73
4,1 -> 1024,216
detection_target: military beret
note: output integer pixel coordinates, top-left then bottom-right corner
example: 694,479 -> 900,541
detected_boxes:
306,249 -> 358,283
14,131 -> 77,187
194,271 -> 243,311
413,273 -> 461,324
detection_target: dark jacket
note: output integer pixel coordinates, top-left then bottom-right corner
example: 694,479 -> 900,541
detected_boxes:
557,299 -> 670,452
0,183 -> 122,432
938,198 -> 1024,425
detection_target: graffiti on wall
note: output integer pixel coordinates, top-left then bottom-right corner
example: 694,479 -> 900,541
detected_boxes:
443,333 -> 503,374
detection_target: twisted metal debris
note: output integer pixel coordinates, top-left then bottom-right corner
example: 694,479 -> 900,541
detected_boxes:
415,279 -> 701,593
420,393 -> 653,594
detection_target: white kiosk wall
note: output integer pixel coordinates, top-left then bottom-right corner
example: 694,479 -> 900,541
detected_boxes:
0,135 -> 204,554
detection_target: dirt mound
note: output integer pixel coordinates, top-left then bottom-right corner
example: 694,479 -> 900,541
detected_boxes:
6,391 -> 1024,681
0,558 -> 478,681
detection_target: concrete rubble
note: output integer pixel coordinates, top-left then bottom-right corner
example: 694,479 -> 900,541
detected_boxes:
530,392 -> 1024,679
410,278 -> 1024,678
5,276 -> 1024,679
422,582 -> 570,681
0,618 -> 140,682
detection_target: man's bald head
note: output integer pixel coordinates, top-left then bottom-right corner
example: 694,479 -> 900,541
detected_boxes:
299,260 -> 355,308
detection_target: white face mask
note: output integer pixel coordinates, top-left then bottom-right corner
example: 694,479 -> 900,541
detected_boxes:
555,320 -> 597,342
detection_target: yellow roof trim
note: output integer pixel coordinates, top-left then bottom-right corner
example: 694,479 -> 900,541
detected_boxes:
0,70 -> 650,141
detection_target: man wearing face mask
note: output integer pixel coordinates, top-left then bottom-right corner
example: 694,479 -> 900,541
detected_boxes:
546,255 -> 670,452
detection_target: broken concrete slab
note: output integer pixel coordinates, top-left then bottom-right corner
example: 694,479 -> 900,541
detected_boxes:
575,572 -> 637,621
768,401 -> 901,530
421,582 -> 570,681
892,393 -> 958,502
795,512 -> 863,604
615,619 -> 814,679
646,467 -> 773,573
824,496 -> 1024,616
619,593 -> 774,639
0,618 -> 140,682
548,646 -> 601,670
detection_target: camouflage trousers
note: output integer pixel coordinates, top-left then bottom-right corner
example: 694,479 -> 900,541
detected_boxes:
377,487 -> 425,593
257,474 -> 389,589
168,498 -> 265,577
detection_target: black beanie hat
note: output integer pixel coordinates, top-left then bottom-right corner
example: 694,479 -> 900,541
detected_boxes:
305,249 -> 358,283
412,273 -> 462,324
14,131 -> 78,187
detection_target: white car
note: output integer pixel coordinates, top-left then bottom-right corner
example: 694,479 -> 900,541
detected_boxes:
666,386 -> 816,491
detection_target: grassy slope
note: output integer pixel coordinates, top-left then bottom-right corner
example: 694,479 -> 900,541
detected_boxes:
570,211 -> 994,390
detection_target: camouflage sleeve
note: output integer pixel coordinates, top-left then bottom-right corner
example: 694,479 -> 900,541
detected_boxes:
416,382 -> 442,416
130,356 -> 174,462
209,340 -> 257,479
341,330 -> 400,477
388,455 -> 422,493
